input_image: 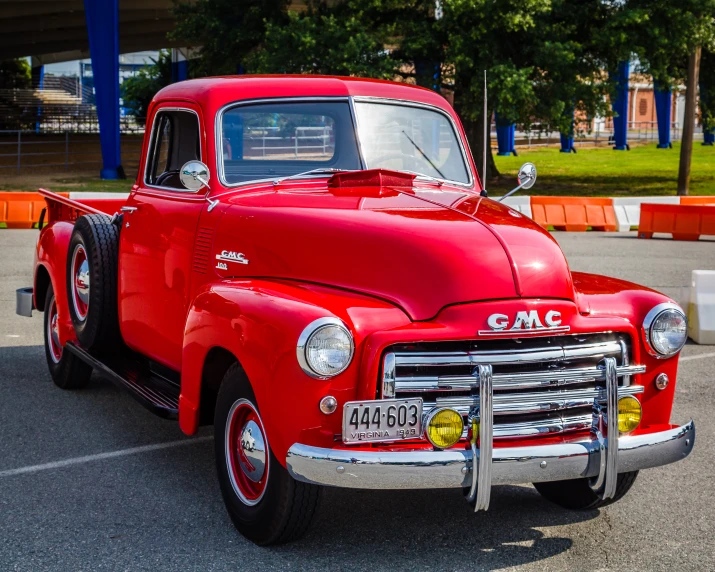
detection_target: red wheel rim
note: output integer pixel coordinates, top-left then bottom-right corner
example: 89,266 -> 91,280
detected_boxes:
71,244 -> 89,321
225,399 -> 269,506
47,297 -> 63,363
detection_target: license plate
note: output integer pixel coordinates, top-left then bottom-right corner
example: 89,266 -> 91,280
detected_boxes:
342,398 -> 423,444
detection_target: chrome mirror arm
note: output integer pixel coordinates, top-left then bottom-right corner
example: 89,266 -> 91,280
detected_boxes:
497,178 -> 531,202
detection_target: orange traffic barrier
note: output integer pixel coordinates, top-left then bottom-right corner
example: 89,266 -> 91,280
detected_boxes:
680,196 -> 715,206
638,203 -> 715,241
1,192 -> 48,229
530,197 -> 617,232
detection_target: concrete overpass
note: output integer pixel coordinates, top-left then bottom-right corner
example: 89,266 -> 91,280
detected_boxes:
0,0 -> 183,178
0,0 -> 179,65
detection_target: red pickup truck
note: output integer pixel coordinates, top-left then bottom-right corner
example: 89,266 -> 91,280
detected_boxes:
17,76 -> 694,545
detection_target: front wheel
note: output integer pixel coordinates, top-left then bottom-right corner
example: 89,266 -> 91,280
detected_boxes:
534,471 -> 639,510
214,363 -> 321,545
43,284 -> 92,389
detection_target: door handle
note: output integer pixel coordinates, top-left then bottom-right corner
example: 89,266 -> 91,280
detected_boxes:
121,206 -> 138,213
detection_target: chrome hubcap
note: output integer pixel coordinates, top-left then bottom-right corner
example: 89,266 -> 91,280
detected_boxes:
71,244 -> 89,320
225,399 -> 269,506
47,298 -> 62,363
238,420 -> 266,482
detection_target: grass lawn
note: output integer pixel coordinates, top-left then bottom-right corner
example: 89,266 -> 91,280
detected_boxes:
1,141 -> 714,197
0,170 -> 136,194
490,142 -> 715,196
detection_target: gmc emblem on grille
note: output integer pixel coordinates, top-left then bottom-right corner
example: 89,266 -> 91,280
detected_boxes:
479,310 -> 570,336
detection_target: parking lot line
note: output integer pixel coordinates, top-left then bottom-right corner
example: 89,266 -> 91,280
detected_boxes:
0,436 -> 212,478
680,351 -> 715,362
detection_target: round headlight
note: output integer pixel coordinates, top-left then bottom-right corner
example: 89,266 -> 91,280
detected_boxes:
643,303 -> 688,358
297,318 -> 354,379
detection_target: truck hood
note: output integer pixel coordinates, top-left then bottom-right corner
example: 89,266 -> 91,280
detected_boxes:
214,183 -> 574,320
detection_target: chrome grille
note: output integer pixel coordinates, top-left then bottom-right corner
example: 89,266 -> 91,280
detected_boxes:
381,333 -> 645,440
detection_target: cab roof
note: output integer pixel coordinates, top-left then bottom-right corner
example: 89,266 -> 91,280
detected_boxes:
153,75 -> 452,113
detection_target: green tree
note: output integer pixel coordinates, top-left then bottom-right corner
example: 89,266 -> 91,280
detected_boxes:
170,0 -> 288,75
621,0 -> 715,193
0,57 -> 32,89
121,50 -> 173,125
249,2 -> 396,77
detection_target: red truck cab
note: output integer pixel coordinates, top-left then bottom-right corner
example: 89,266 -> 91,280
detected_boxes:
18,76 -> 694,545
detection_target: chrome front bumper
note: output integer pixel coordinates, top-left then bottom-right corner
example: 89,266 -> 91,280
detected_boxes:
286,420 -> 695,492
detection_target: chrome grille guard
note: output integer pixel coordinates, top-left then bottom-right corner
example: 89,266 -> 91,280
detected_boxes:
381,334 -> 646,511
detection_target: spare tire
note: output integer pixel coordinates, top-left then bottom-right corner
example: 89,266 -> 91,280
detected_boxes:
66,214 -> 120,351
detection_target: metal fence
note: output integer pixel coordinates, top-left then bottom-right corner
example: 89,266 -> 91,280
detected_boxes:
496,121 -> 704,149
0,130 -> 143,173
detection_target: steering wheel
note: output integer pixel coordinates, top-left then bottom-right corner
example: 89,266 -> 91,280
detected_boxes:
155,170 -> 180,187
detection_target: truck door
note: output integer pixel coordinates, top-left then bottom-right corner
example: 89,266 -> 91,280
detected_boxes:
118,104 -> 206,371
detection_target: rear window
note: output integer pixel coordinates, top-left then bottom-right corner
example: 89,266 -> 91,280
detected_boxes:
220,101 -> 362,185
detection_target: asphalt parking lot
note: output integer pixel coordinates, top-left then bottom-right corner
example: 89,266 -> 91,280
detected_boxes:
1,229 -> 713,571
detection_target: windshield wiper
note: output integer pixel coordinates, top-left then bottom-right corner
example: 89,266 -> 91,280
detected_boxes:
400,130 -> 446,180
272,168 -> 354,185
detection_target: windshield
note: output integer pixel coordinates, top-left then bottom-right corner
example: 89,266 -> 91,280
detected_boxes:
354,101 -> 470,184
219,99 -> 471,186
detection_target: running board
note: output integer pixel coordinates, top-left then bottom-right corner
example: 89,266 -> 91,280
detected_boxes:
66,342 -> 180,419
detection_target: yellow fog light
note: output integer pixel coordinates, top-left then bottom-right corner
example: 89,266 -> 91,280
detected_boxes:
617,396 -> 642,434
425,408 -> 464,449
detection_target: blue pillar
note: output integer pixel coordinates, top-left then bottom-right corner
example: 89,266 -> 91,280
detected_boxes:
31,59 -> 44,133
495,114 -> 517,156
612,61 -> 630,151
654,81 -> 672,149
171,48 -> 189,83
560,108 -> 576,153
84,0 -> 123,179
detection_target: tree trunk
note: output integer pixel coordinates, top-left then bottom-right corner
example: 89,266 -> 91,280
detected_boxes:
678,46 -> 702,196
462,113 -> 499,190
452,81 -> 499,191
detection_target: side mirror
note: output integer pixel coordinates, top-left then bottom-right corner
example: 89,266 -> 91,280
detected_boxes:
517,162 -> 537,190
180,160 -> 210,191
497,162 -> 537,202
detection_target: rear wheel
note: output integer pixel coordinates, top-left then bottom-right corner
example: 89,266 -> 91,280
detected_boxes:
534,471 -> 639,510
215,363 -> 321,545
43,284 -> 92,389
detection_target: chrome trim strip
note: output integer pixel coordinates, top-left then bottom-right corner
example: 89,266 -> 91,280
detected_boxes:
619,338 -> 631,386
428,384 -> 644,416
142,107 -> 204,194
394,364 -> 646,393
286,421 -> 695,490
393,340 -> 623,367
475,364 -> 493,511
382,353 -> 396,398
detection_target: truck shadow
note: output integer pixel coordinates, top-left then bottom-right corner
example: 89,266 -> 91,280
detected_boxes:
278,485 -> 597,568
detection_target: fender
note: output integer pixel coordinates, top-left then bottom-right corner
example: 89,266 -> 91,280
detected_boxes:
180,279 -> 410,464
35,221 -> 78,346
572,271 -> 684,427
